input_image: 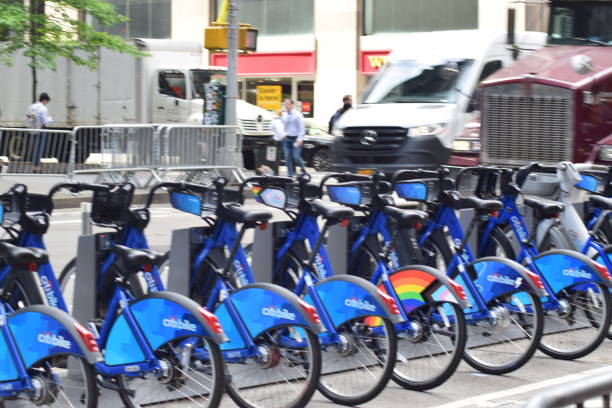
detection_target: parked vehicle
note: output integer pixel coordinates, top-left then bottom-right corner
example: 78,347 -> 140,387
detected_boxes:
0,39 -> 273,164
302,121 -> 333,171
479,0 -> 612,167
331,30 -> 546,173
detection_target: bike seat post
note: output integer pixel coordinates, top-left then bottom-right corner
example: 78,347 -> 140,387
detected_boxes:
304,221 -> 331,270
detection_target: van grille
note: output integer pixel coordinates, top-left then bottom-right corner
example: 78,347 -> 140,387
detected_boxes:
342,127 -> 407,151
239,119 -> 272,133
482,84 -> 573,166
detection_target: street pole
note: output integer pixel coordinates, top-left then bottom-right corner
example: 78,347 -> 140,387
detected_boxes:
225,0 -> 239,126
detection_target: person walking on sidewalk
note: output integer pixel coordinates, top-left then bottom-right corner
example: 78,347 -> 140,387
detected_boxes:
328,94 -> 353,133
281,99 -> 306,177
26,92 -> 53,173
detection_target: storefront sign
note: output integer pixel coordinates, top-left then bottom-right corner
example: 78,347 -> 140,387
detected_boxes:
256,85 -> 282,112
360,50 -> 391,74
210,51 -> 315,76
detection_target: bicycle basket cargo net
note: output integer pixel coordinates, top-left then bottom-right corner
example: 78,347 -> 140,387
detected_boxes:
327,181 -> 373,207
91,184 -> 134,225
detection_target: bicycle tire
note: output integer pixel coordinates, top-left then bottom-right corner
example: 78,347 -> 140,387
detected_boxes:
537,225 -> 574,253
59,257 -> 144,318
348,245 -> 466,390
279,250 -> 396,405
4,353 -> 97,408
5,271 -> 44,309
479,226 -> 517,260
592,245 -> 612,340
119,335 -> 224,408
538,281 -> 611,360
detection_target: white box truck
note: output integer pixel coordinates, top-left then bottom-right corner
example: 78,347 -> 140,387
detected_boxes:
331,30 -> 547,172
0,39 -> 273,166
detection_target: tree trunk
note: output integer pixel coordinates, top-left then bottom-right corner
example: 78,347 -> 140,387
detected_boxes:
29,0 -> 44,102
31,58 -> 37,102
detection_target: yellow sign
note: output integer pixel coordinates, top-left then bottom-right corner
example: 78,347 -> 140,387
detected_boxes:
256,85 -> 282,112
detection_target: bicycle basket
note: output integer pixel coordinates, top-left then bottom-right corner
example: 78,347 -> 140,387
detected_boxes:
252,184 -> 300,210
576,173 -> 601,193
91,184 -> 134,225
327,181 -> 373,207
0,193 -> 50,226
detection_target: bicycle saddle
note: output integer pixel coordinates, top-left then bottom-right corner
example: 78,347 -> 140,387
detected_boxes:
223,204 -> 273,223
0,242 -> 48,266
523,197 -> 564,218
111,245 -> 165,269
383,206 -> 428,227
443,191 -> 502,211
589,195 -> 612,211
309,199 -> 354,220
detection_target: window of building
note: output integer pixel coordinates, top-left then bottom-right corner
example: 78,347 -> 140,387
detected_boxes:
297,81 -> 314,118
363,0 -> 478,35
216,0 -> 314,36
92,0 -> 171,39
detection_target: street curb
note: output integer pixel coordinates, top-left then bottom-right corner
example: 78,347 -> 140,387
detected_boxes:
53,191 -> 169,209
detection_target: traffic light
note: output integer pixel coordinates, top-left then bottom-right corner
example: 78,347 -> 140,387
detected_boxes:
204,22 -> 258,52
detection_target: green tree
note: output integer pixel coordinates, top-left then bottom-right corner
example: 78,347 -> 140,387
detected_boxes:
0,0 -> 144,102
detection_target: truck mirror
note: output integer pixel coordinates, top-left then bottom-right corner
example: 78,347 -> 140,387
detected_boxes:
467,89 -> 481,113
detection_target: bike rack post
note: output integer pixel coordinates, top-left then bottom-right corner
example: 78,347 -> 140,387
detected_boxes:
80,202 -> 92,235
73,235 -> 98,324
252,224 -> 273,283
328,223 -> 348,274
167,228 -> 193,296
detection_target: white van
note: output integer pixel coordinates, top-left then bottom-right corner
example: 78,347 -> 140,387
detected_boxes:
332,30 -> 546,172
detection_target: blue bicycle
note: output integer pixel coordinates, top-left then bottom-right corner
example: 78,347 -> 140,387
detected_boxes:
0,241 -> 100,408
209,174 -> 401,406
320,171 -> 468,390
452,165 -> 612,360
142,178 -> 324,408
1,182 -> 227,408
385,168 -> 547,374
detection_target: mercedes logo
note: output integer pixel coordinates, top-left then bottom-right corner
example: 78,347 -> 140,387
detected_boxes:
360,130 -> 377,146
256,114 -> 263,123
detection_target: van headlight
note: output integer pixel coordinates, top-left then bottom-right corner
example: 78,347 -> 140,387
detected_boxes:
332,128 -> 344,137
408,123 -> 447,137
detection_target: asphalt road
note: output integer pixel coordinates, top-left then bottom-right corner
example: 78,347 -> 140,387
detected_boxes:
36,204 -> 612,408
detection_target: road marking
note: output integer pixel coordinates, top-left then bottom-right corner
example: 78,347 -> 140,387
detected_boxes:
432,365 -> 612,408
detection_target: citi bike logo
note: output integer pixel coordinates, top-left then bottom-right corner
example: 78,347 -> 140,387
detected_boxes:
314,254 -> 328,279
40,276 -> 59,308
487,273 -> 523,288
233,260 -> 248,287
38,332 -> 71,350
562,267 -> 592,279
162,316 -> 197,332
510,216 -> 528,241
261,306 -> 296,320
143,272 -> 158,293
344,297 -> 377,312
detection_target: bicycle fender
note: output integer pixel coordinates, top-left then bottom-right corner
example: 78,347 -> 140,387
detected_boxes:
385,265 -> 470,311
127,292 -> 228,348
8,305 -> 102,367
227,283 -> 324,339
465,257 -> 547,304
306,275 -> 404,327
534,249 -> 612,294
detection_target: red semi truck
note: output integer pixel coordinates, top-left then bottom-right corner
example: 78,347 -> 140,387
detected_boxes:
476,0 -> 612,166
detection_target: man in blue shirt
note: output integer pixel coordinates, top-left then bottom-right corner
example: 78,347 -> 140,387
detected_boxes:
280,99 -> 306,177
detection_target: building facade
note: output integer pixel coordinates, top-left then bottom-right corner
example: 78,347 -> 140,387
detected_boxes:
99,0 -> 548,126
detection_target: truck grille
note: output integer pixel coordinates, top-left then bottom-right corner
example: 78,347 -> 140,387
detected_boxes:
239,119 -> 272,133
342,127 -> 407,151
482,84 -> 573,166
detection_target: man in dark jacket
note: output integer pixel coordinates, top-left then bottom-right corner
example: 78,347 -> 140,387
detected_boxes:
328,95 -> 352,133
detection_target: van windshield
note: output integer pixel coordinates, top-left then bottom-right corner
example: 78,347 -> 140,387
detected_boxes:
548,2 -> 612,45
362,59 -> 474,104
190,70 -> 227,99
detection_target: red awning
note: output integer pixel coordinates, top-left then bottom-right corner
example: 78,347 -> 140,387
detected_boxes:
210,51 -> 315,76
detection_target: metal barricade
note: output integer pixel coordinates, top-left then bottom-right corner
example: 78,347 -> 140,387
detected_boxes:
158,125 -> 244,183
526,370 -> 612,408
0,127 -> 74,174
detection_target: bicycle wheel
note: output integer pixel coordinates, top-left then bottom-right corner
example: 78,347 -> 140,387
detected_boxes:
120,335 -> 224,408
537,225 -> 574,252
464,290 -> 543,374
317,316 -> 396,406
421,230 -> 453,274
592,246 -> 612,340
4,354 -> 97,408
393,300 -> 466,390
3,272 -> 44,310
480,226 -> 517,259
347,243 -> 380,283
539,281 -> 610,360
225,325 -> 321,408
59,259 -> 143,318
